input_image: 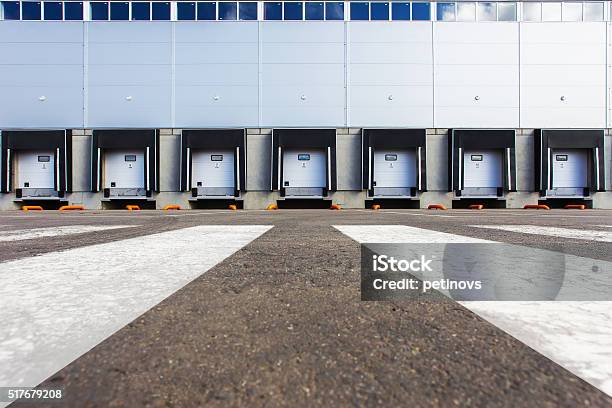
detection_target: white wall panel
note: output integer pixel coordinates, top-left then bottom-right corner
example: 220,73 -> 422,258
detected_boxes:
88,86 -> 172,127
175,85 -> 259,127
349,43 -> 432,64
608,22 -> 612,128
348,22 -> 433,127
350,64 -> 431,86
261,22 -> 345,127
176,64 -> 259,86
0,22 -> 83,128
0,20 -> 609,130
87,22 -> 172,127
434,23 -> 519,128
175,22 -> 259,43
520,22 -> 606,128
261,21 -> 344,42
261,85 -> 345,127
175,43 -> 259,64
174,22 -> 259,127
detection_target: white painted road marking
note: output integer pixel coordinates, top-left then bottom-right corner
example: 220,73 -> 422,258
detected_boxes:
0,225 -> 136,242
472,225 -> 612,243
334,224 -> 612,397
0,225 -> 272,406
335,225 -> 486,244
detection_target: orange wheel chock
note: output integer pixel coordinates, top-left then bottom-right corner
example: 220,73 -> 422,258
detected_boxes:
22,205 -> 43,212
266,204 -> 278,211
126,205 -> 141,211
59,205 -> 85,211
371,204 -> 381,210
228,204 -> 237,211
330,204 -> 342,210
428,204 -> 447,210
163,204 -> 181,211
523,204 -> 550,210
564,204 -> 586,210
468,204 -> 484,210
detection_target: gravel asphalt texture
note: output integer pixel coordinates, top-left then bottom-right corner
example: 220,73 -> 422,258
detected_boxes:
3,209 -> 612,407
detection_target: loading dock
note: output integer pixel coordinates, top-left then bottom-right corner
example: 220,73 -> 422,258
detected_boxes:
0,130 -> 72,200
103,150 -> 145,196
362,129 -> 427,202
180,129 -> 246,200
272,129 -> 336,199
535,129 -> 605,199
91,130 -> 159,200
449,129 -> 516,201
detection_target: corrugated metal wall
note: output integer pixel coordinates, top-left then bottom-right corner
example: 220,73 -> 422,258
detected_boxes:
0,21 -> 607,129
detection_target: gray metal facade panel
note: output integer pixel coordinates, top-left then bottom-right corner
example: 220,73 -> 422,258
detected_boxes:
175,43 -> 259,64
0,86 -> 84,128
174,22 -> 259,127
0,21 -> 83,42
0,21 -> 609,129
174,85 -> 259,128
88,42 -> 172,65
88,65 -> 172,87
260,21 -> 344,43
0,43 -> 83,65
87,21 -> 173,43
86,23 -> 172,128
174,22 -> 258,43
260,23 -> 345,127
175,64 -> 259,86
87,86 -> 172,128
0,22 -> 84,128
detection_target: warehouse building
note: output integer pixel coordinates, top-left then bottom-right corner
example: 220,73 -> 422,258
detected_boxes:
0,0 -> 611,209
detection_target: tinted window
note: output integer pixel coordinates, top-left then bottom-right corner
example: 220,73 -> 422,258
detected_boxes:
584,2 -> 603,21
391,2 -> 410,20
38,156 -> 50,163
562,2 -> 582,21
476,2 -> 495,21
370,2 -> 388,20
542,1 -> 561,21
152,1 -> 170,19
22,1 -> 41,20
64,2 -> 83,20
412,2 -> 430,20
132,2 -> 150,20
298,154 -> 311,161
456,2 -> 475,21
177,1 -> 196,19
497,2 -> 516,21
264,2 -> 281,19
325,1 -> 343,19
350,2 -> 368,20
197,2 -> 216,19
211,155 -> 224,161
437,2 -> 454,21
219,2 -> 237,20
44,2 -> 62,20
110,1 -> 129,20
305,2 -> 323,20
239,2 -> 257,20
284,1 -> 302,20
90,1 -> 108,20
125,155 -> 137,162
522,2 -> 540,21
471,155 -> 483,162
1,1 -> 20,19
556,155 -> 568,162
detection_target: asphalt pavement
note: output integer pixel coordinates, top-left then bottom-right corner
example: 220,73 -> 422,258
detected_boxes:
2,209 -> 612,407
